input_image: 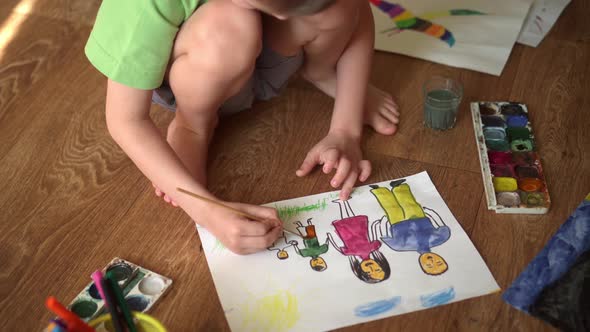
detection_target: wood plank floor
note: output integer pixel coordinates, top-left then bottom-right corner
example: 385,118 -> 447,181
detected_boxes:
0,1 -> 588,331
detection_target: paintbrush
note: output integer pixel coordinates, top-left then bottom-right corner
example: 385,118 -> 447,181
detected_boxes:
176,187 -> 301,238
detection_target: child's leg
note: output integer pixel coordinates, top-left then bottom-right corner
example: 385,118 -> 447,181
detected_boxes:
263,3 -> 400,135
156,0 -> 262,201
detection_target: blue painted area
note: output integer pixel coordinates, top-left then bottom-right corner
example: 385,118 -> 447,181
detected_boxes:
354,296 -> 401,317
420,287 -> 455,308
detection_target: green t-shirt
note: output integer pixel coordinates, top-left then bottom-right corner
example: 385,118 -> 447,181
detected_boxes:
85,0 -> 207,90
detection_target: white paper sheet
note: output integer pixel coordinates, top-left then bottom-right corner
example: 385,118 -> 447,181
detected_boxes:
198,172 -> 499,332
517,0 -> 571,47
371,0 -> 533,76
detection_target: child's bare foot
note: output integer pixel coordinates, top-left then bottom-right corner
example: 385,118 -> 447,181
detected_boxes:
364,85 -> 400,135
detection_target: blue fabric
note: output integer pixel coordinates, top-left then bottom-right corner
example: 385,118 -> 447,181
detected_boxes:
381,217 -> 451,254
503,197 -> 590,312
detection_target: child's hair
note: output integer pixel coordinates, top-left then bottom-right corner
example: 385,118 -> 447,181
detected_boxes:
349,251 -> 391,284
260,0 -> 336,16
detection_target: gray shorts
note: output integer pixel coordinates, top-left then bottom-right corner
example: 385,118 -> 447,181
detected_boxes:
152,46 -> 304,115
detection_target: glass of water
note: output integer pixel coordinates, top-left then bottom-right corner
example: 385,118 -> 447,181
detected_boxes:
423,76 -> 463,130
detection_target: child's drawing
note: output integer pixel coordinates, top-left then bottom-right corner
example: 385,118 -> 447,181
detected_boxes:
369,0 -> 485,47
370,180 -> 451,275
290,219 -> 330,271
371,0 -> 533,75
197,172 -> 499,332
327,200 -> 391,283
268,233 -> 297,260
517,0 -> 571,47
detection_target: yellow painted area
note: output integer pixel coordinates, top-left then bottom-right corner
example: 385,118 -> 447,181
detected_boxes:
241,290 -> 300,332
493,177 -> 518,192
585,192 -> 590,201
393,11 -> 414,22
371,187 -> 405,224
393,184 -> 426,219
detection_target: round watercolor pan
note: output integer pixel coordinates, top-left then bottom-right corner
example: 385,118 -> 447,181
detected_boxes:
483,127 -> 507,141
479,103 -> 499,115
518,178 -> 544,192
106,262 -> 134,282
493,177 -> 518,192
491,164 -> 515,178
481,115 -> 506,127
500,103 -> 526,117
488,151 -> 512,165
520,192 -> 545,206
126,295 -> 150,312
511,152 -> 540,166
515,165 -> 540,179
506,115 -> 528,127
71,299 -> 98,319
139,276 -> 167,296
510,139 -> 534,152
496,192 -> 521,207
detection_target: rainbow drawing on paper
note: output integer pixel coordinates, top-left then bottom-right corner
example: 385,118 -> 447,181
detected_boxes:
369,0 -> 486,47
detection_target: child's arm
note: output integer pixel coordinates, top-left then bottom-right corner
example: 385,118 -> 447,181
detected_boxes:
297,2 -> 375,200
105,80 -> 282,254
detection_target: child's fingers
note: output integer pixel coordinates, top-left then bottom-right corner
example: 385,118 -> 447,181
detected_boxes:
340,170 -> 359,200
322,149 -> 340,174
235,204 -> 282,227
296,151 -> 320,177
330,159 -> 351,188
358,160 -> 372,182
239,225 -> 282,251
233,218 -> 275,237
155,187 -> 163,197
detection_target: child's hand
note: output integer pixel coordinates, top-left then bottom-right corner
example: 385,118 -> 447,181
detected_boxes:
195,201 -> 283,255
296,131 -> 371,200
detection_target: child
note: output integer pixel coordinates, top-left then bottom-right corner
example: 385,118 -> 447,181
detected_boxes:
85,0 -> 400,255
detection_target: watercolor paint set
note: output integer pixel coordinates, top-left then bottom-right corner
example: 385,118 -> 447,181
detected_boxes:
67,258 -> 172,322
470,102 -> 550,214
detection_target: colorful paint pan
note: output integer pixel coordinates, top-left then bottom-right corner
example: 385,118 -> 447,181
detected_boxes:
512,152 -> 540,166
518,178 -> 544,192
488,151 -> 512,165
483,127 -> 507,140
506,115 -> 528,127
67,258 -> 172,322
515,165 -> 540,179
500,103 -> 526,116
471,102 -> 550,214
479,103 -> 498,115
481,115 -> 506,127
507,127 -> 531,141
484,128 -> 509,151
511,139 -> 534,152
493,177 -> 518,192
496,192 -> 521,207
491,164 -> 515,177
520,192 -> 545,206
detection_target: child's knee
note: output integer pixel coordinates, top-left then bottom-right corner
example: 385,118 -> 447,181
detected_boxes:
178,1 -> 262,77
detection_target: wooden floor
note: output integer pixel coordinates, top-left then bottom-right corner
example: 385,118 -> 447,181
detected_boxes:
0,1 -> 588,331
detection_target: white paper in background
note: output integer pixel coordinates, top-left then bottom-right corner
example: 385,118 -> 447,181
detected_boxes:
517,0 -> 571,47
371,0 -> 533,76
198,172 -> 500,332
